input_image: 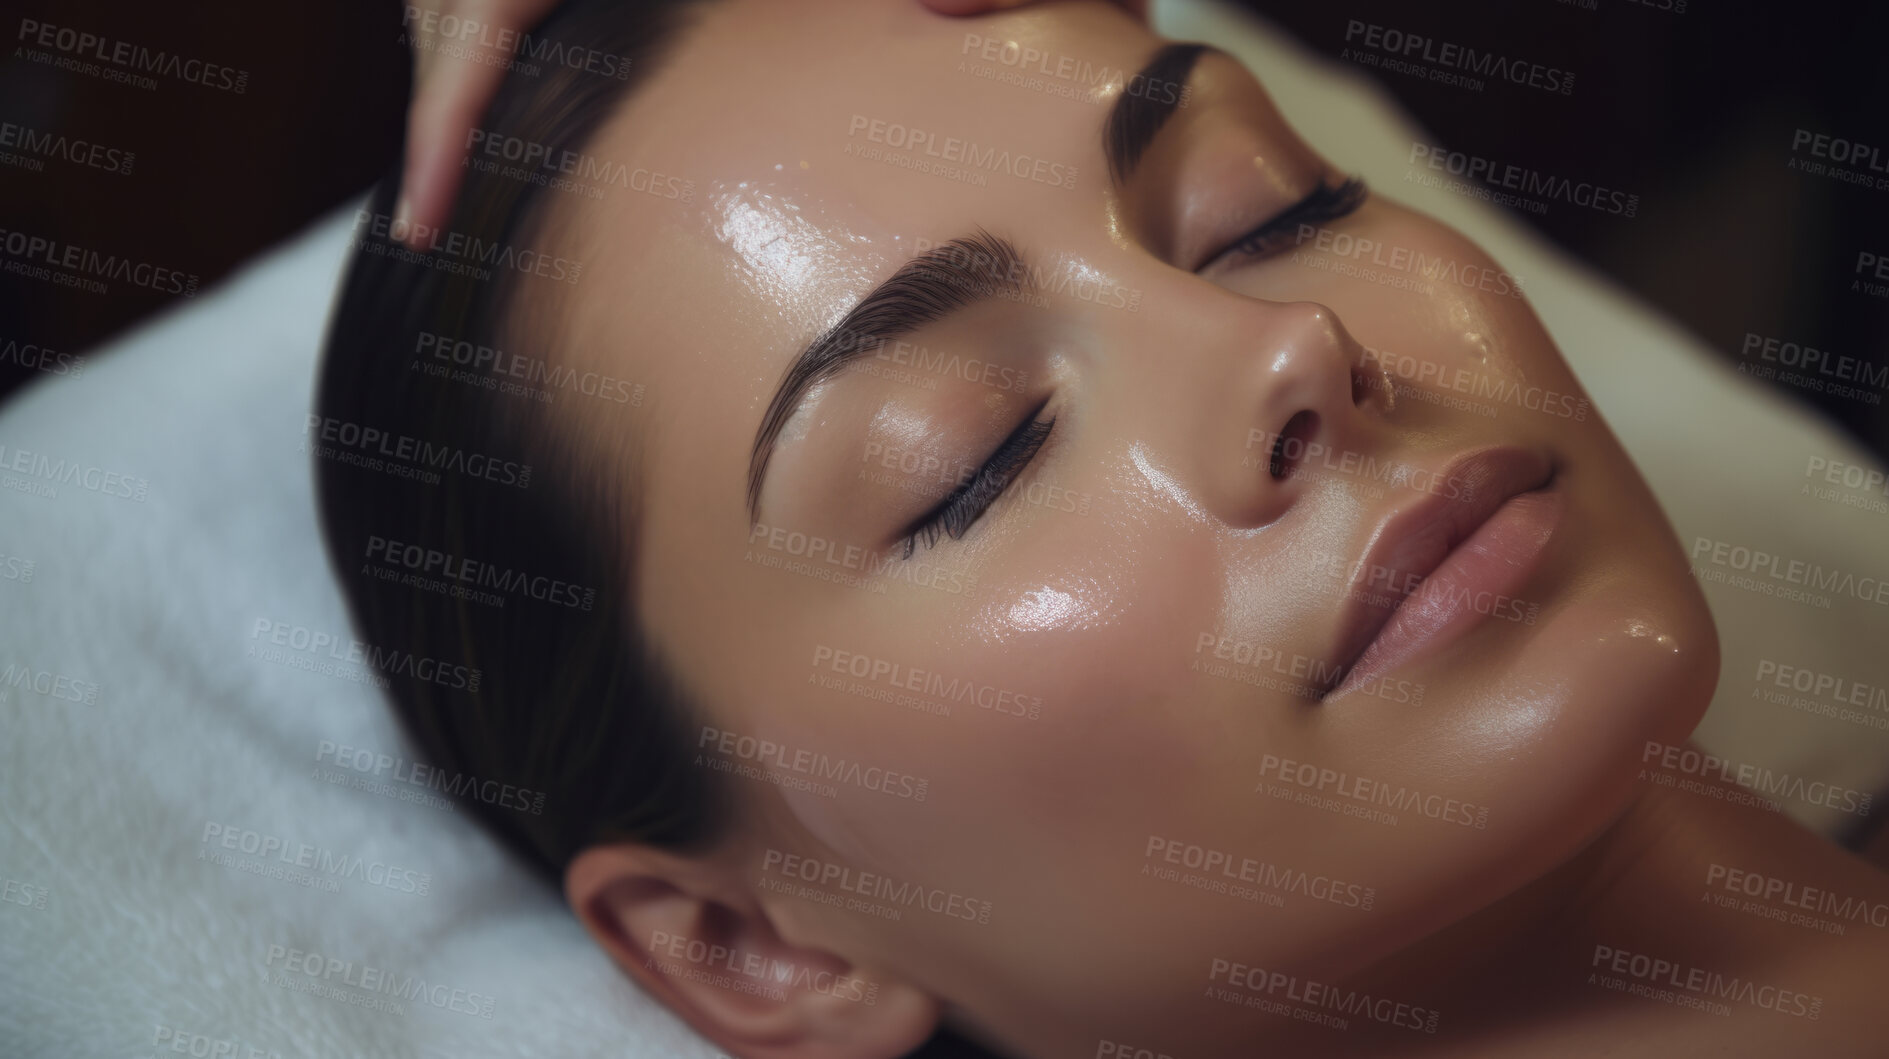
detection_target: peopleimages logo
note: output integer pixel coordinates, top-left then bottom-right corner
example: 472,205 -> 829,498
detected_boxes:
810,645 -> 1043,720
1343,20 -> 1574,96
1689,536 -> 1889,608
856,333 -> 1034,391
1789,128 -> 1889,191
0,663 -> 99,706
415,330 -> 642,406
151,1024 -> 280,1059
1740,332 -> 1887,405
1206,958 -> 1441,1033
0,337 -> 84,378
1241,430 -> 1466,499
0,443 -> 148,501
1292,223 -> 1526,300
363,534 -> 597,611
1753,659 -> 1887,713
352,210 -> 583,285
761,849 -> 994,924
0,550 -> 36,583
0,120 -> 133,175
1792,129 -> 1889,173
910,236 -> 1140,312
15,18 -> 250,93
200,822 -> 431,896
464,128 -> 692,202
1704,862 -> 1889,932
1800,455 -> 1889,516
1,878 -> 48,911
1589,944 -> 1821,1019
1406,143 -> 1638,218
1306,547 -> 1542,628
744,522 -> 977,597
696,725 -> 930,802
958,32 -> 1193,107
304,414 -> 531,489
401,5 -> 632,79
1144,836 -> 1376,910
1357,344 -> 1589,422
1258,753 -> 1491,829
1857,250 -> 1889,300
0,227 -> 198,296
1192,632 -> 1426,705
1641,741 -> 1873,816
846,114 -> 1077,191
646,930 -> 879,1005
1856,250 -> 1889,281
316,740 -> 544,815
263,944 -> 496,1019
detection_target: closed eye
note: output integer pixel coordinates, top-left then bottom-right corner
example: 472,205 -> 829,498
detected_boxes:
1202,175 -> 1368,271
895,398 -> 1056,559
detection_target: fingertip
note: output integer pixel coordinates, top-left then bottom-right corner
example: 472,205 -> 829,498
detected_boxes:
393,150 -> 442,250
392,191 -> 417,247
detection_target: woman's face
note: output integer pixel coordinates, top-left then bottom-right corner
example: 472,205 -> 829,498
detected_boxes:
540,0 -> 1718,1053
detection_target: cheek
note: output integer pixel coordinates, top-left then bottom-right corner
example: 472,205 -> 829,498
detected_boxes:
957,507 -> 1234,815
956,535 -> 1215,789
745,489 -> 1235,889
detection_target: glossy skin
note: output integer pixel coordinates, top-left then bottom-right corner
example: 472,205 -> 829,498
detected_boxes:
527,2 -> 1745,1056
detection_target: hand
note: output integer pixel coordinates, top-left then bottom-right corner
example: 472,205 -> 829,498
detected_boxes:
395,0 -> 559,247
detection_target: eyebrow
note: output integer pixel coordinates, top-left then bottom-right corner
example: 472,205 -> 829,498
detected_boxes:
1105,42 -> 1212,187
745,42 -> 1218,522
746,230 -> 1036,519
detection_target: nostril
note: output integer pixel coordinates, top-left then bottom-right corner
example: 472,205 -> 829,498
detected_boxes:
1270,410 -> 1320,481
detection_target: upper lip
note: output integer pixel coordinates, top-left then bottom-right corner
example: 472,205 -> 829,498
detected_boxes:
1320,445 -> 1556,696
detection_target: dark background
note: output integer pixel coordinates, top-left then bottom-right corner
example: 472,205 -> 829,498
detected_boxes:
3,0 -> 1886,465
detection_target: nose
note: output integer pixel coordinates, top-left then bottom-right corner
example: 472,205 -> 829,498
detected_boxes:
1169,298 -> 1390,527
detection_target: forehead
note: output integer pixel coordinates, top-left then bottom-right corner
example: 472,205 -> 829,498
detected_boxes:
555,0 -> 1166,390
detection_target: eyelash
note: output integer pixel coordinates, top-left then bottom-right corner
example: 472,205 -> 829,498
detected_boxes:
1214,175 -> 1369,266
896,404 -> 1056,559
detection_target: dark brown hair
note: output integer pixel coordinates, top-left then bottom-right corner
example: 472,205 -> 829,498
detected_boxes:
314,0 -> 728,879
314,5 -> 1006,1055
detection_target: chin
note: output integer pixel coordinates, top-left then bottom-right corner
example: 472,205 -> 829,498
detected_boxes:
1371,566 -> 1720,929
1488,570 -> 1720,865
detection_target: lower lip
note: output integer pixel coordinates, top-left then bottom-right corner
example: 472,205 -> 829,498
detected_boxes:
1328,487 -> 1564,699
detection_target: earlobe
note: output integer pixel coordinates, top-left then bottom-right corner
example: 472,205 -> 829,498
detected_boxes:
565,844 -> 940,1059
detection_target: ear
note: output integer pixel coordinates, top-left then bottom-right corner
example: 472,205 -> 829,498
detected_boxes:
566,843 -> 940,1059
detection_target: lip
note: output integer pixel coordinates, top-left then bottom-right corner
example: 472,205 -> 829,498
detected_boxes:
1320,446 -> 1559,700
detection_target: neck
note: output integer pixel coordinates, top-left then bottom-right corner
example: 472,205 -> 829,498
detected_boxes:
1348,766 -> 1889,1057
